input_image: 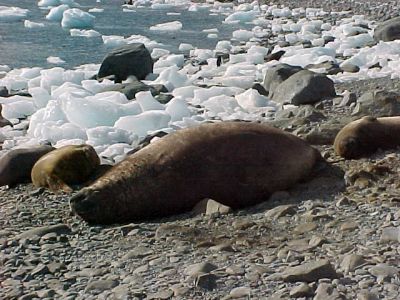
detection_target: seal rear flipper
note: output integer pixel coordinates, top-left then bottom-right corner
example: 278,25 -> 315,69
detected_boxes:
47,176 -> 73,193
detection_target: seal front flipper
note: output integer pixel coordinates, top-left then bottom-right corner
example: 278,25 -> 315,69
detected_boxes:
47,176 -> 73,193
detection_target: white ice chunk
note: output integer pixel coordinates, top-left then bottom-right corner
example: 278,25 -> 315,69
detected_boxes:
99,143 -> 134,163
61,8 -> 95,29
135,91 -> 164,111
202,95 -> 242,114
0,6 -> 29,22
154,54 -> 185,68
153,66 -> 188,91
29,87 -> 52,109
165,97 -> 191,122
86,91 -> 128,104
225,10 -> 258,23
46,5 -> 69,22
150,21 -> 182,32
38,0 -> 60,6
24,20 -> 45,28
81,79 -> 114,94
172,86 -> 200,99
235,88 -> 269,110
215,40 -> 232,52
87,126 -> 137,147
47,56 -> 66,64
232,29 -> 254,41
70,28 -> 101,37
115,110 -> 171,137
88,8 -> 104,13
179,43 -> 194,51
0,96 -> 36,119
193,86 -> 244,104
151,48 -> 170,60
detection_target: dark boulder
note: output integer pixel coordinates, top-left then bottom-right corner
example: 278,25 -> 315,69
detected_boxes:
263,63 -> 303,97
98,43 -> 153,82
272,70 -> 336,105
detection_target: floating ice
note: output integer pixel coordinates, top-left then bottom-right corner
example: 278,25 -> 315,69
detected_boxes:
61,8 -> 95,29
179,43 -> 194,51
0,6 -> 29,22
38,0 -> 60,6
225,10 -> 258,23
70,29 -> 101,37
207,34 -> 218,39
150,21 -> 182,32
24,20 -> 45,28
102,34 -> 162,51
47,56 -> 66,64
88,8 -> 104,13
46,5 -> 69,22
151,3 -> 174,10
115,110 -> 171,138
172,86 -> 200,99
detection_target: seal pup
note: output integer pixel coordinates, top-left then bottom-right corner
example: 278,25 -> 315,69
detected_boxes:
70,122 -> 321,224
31,144 -> 100,192
0,145 -> 55,187
334,116 -> 400,159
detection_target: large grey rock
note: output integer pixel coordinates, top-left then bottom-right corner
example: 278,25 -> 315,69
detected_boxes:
282,260 -> 338,283
352,90 -> 400,117
98,43 -> 153,82
374,16 -> 400,42
272,70 -> 336,105
263,63 -> 303,97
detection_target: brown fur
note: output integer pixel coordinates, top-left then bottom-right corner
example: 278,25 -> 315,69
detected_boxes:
31,144 -> 100,192
70,122 -> 321,224
0,145 -> 55,187
334,116 -> 400,159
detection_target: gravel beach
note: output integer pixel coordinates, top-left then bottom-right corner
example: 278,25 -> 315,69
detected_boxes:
2,1 -> 400,299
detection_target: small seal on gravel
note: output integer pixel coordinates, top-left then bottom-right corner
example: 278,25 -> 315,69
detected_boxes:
0,145 -> 55,187
334,116 -> 400,159
31,144 -> 100,192
70,122 -> 321,224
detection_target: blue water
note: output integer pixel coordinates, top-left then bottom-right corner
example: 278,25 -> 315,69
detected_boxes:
0,0 -> 251,69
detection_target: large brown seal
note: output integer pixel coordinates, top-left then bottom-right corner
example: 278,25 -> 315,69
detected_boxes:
0,145 -> 55,187
334,116 -> 400,159
70,122 -> 321,224
31,144 -> 100,192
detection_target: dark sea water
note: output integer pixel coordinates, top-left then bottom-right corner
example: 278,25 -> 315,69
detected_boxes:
0,0 -> 250,70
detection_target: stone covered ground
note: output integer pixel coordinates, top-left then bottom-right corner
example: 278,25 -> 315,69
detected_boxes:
2,1 -> 400,300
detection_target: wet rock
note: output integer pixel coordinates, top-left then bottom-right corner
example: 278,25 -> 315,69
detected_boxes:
98,43 -> 153,82
272,70 -> 336,105
282,260 -> 338,283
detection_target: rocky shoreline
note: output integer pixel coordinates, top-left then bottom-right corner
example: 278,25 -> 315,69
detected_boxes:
2,1 -> 400,300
